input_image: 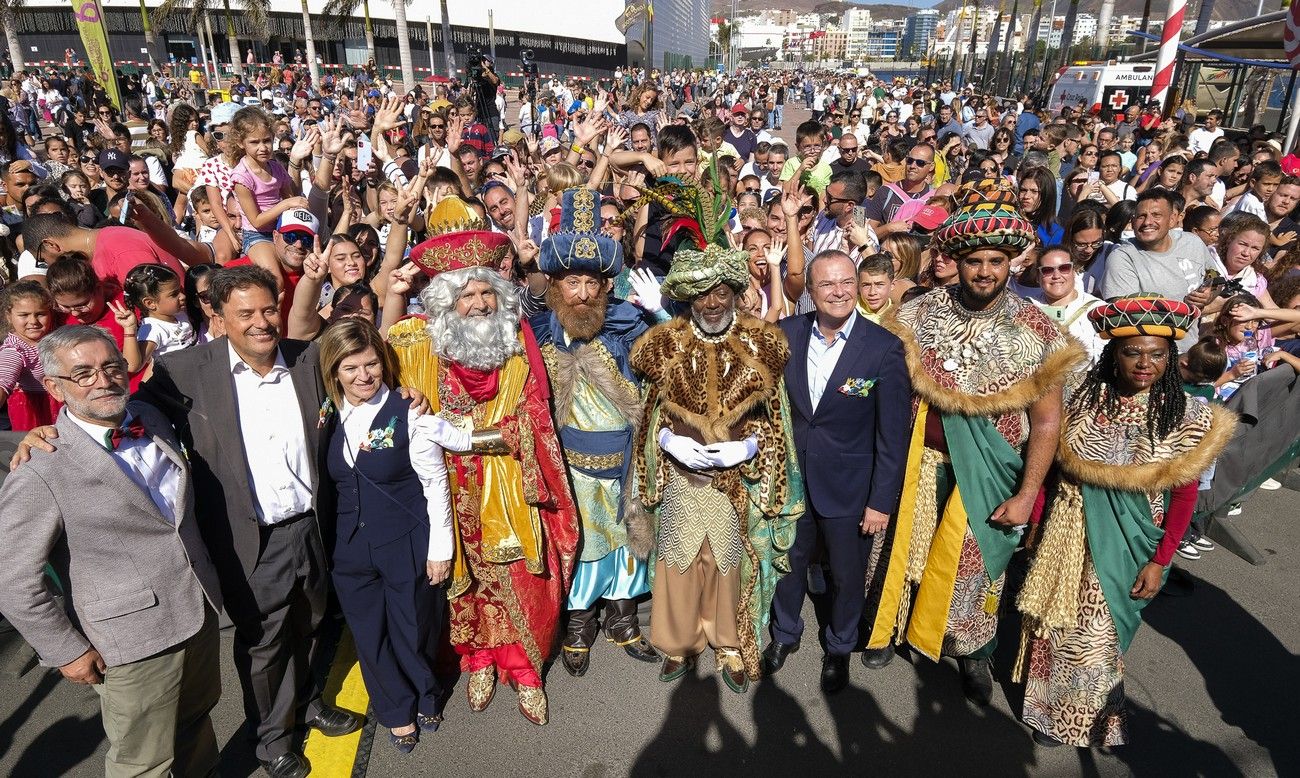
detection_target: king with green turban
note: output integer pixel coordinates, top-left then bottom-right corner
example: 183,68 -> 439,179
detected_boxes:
626,179 -> 804,694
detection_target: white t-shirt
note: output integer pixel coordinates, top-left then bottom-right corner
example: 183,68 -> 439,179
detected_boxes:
1188,126 -> 1224,155
138,314 -> 197,356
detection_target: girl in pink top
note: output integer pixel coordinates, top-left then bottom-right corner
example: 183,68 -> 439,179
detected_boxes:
229,106 -> 309,280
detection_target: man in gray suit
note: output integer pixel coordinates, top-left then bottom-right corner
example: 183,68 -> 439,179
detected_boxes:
0,326 -> 223,778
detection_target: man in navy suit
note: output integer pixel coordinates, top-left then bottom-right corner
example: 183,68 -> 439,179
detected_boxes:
763,250 -> 912,693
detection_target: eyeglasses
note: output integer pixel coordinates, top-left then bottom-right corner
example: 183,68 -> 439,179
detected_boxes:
1072,239 -> 1103,251
1038,263 -> 1074,276
280,230 -> 314,247
1193,226 -> 1220,235
50,362 -> 128,387
904,156 -> 931,167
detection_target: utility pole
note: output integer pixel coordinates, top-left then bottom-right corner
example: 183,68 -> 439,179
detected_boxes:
439,0 -> 454,79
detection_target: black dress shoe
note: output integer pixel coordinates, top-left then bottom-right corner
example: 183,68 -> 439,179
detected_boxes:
958,656 -> 994,706
860,645 -> 895,669
1031,729 -> 1064,748
261,752 -> 310,778
308,706 -> 363,737
761,640 -> 799,675
821,654 -> 850,694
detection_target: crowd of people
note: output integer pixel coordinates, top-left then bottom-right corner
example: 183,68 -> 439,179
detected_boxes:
0,57 -> 1294,778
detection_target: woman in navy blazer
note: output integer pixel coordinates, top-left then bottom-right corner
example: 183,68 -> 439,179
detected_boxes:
318,320 -> 470,752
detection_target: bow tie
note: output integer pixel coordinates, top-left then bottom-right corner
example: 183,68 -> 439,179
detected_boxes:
107,419 -> 148,450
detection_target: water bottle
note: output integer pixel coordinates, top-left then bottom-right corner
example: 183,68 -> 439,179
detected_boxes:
1241,329 -> 1259,377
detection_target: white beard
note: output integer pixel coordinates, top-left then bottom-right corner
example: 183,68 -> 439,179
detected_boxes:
429,307 -> 523,371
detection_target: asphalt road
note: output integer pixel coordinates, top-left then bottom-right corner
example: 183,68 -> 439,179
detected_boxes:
1,469 -> 1296,778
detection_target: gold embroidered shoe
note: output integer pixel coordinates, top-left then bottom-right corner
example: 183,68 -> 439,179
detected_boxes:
514,683 -> 548,726
466,666 -> 496,712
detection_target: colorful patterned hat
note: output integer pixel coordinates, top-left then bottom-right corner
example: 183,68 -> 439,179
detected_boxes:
539,188 -> 623,278
933,178 -> 1037,259
408,197 -> 511,277
1088,295 -> 1199,340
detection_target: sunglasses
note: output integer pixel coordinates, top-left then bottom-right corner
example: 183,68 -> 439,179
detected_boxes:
429,122 -> 445,129
280,230 -> 314,247
81,155 -> 97,163
601,216 -> 619,226
211,130 -> 226,141
196,291 -> 212,304
1038,263 -> 1074,276
798,205 -> 816,216
904,156 -> 931,167
840,146 -> 859,153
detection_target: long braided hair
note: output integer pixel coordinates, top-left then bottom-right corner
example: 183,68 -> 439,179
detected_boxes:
1070,337 -> 1187,442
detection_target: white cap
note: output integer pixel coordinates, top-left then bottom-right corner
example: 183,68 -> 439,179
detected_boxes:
277,208 -> 319,237
210,102 -> 239,125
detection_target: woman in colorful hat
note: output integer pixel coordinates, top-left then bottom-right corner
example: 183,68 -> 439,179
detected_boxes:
1016,295 -> 1236,748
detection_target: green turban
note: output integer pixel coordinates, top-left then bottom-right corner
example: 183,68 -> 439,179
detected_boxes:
660,244 -> 751,302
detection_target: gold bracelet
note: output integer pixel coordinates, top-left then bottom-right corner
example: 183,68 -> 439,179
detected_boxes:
470,428 -> 510,455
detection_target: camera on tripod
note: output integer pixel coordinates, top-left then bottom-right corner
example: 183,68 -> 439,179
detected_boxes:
520,49 -> 539,78
466,45 -> 486,82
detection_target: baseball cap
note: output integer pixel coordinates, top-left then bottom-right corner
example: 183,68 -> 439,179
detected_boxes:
367,88 -> 382,98
500,128 -> 525,147
731,103 -> 748,115
539,137 -> 563,157
276,208 -> 319,237
98,148 -> 128,170
912,205 -> 948,233
210,101 -> 239,125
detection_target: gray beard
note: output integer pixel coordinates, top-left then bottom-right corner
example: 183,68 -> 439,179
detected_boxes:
432,308 -> 523,371
692,307 -> 735,336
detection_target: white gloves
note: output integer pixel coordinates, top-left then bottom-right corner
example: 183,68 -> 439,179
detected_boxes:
427,414 -> 472,453
628,268 -> 664,314
702,437 -> 759,468
658,429 -> 759,470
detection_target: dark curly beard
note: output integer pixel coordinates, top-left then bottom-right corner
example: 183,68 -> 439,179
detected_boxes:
547,284 -> 608,342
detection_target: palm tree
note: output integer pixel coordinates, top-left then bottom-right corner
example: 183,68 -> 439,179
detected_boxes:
157,0 -> 268,78
0,0 -> 26,73
1058,0 -> 1081,72
321,0 -> 376,57
138,0 -> 163,70
393,0 -> 414,92
1021,0 -> 1044,93
299,0 -> 322,87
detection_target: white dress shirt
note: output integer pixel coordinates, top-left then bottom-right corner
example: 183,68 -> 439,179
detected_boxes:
70,412 -> 182,524
229,342 -> 313,524
337,386 -> 459,562
807,312 -> 857,411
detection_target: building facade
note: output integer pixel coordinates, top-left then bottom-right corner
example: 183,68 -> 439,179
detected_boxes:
903,10 -> 940,60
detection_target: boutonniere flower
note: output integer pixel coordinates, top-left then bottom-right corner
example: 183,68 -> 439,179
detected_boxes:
360,417 -> 399,452
317,398 -> 335,429
837,377 -> 878,398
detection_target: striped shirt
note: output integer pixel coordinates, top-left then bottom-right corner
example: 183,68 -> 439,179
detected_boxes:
0,333 -> 46,394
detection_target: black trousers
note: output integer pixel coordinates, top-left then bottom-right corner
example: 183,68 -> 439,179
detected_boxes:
227,515 -> 328,762
332,527 -> 444,728
769,504 -> 875,656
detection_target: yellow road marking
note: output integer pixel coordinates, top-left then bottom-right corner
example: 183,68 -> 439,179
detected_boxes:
304,628 -> 369,775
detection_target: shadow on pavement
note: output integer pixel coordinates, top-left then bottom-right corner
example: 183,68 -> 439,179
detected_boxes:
1,669 -> 104,777
1140,572 -> 1299,775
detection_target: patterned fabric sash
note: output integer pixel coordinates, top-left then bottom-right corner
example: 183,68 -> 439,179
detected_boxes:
558,426 -> 631,481
1082,483 -> 1166,652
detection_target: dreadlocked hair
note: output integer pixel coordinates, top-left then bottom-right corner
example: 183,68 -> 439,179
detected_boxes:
1070,338 -> 1187,443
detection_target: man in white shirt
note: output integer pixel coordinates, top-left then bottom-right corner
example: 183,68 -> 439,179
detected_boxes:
1188,110 -> 1225,155
133,266 -> 370,778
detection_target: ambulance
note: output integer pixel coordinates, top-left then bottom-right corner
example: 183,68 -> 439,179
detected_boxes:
1045,63 -> 1155,119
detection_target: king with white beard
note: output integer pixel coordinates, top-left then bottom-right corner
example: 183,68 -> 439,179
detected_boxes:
386,198 -> 579,727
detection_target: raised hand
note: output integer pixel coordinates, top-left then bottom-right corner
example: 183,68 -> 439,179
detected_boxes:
627,267 -> 663,313
301,237 -> 327,281
765,239 -> 786,267
446,114 -> 465,154
290,126 -> 320,164
106,299 -> 138,335
372,95 -> 406,133
604,124 -> 629,153
320,115 -> 345,156
388,265 -> 417,297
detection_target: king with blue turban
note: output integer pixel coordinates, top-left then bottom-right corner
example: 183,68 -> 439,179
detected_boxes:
528,187 -> 663,677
